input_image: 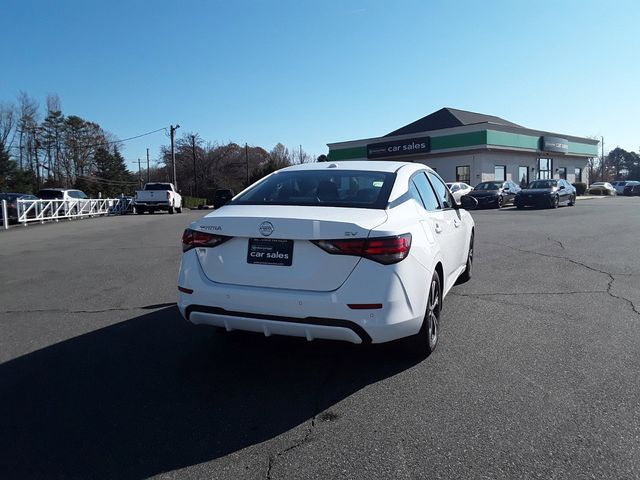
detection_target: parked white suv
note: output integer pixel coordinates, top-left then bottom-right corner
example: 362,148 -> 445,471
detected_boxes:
178,161 -> 477,356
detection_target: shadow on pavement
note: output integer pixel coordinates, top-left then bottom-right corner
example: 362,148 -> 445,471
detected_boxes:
0,306 -> 420,479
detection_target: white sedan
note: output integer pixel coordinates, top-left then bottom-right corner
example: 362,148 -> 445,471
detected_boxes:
178,161 -> 476,356
446,182 -> 473,202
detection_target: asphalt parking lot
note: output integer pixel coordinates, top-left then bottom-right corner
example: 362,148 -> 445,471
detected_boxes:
1,198 -> 640,480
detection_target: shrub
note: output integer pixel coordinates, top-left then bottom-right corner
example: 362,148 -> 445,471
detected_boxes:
182,196 -> 207,209
572,182 -> 587,195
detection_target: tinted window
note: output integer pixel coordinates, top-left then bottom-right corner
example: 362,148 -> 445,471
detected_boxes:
38,190 -> 64,199
475,182 -> 501,190
412,173 -> 440,211
427,171 -> 454,209
144,183 -> 173,191
529,180 -> 557,189
231,170 -> 395,209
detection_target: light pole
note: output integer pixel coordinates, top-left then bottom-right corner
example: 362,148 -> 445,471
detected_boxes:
170,124 -> 180,188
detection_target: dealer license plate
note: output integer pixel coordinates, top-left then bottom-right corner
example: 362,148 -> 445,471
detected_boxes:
247,238 -> 294,266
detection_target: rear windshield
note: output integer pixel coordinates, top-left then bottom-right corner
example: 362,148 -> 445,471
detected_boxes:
230,170 -> 396,209
144,183 -> 172,191
529,180 -> 557,189
38,190 -> 64,199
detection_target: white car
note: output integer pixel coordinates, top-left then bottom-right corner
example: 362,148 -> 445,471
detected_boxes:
178,161 -> 476,356
588,182 -> 617,196
446,182 -> 473,202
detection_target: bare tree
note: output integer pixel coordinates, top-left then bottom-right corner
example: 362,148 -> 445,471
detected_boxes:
0,102 -> 16,147
17,91 -> 39,171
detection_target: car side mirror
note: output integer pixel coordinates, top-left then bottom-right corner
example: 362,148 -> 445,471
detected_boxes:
459,195 -> 478,210
559,185 -> 565,190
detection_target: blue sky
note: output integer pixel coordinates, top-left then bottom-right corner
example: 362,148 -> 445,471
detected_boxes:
2,0 -> 639,171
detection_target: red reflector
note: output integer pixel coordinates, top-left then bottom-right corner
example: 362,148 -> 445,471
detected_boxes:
178,286 -> 193,294
348,303 -> 383,310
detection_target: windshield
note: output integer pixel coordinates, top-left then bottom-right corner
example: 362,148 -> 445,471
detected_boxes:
528,180 -> 557,189
37,189 -> 64,199
231,170 -> 395,209
474,182 -> 501,190
144,183 -> 172,191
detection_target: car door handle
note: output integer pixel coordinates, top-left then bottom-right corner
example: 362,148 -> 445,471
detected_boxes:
434,223 -> 443,234
453,219 -> 461,228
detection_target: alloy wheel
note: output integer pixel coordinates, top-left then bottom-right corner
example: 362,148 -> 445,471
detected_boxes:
427,278 -> 440,348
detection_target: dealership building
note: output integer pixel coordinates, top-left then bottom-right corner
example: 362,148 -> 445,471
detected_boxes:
327,108 -> 599,186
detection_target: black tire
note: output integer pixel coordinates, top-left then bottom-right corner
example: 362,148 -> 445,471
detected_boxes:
497,196 -> 503,209
176,206 -> 182,213
149,208 -> 156,214
457,232 -> 474,284
550,195 -> 559,209
168,205 -> 175,214
405,270 -> 442,357
516,204 -> 524,209
568,195 -> 576,206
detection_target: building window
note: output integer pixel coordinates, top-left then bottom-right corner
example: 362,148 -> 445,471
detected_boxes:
456,165 -> 470,184
518,166 -> 529,188
538,158 -> 553,179
494,165 -> 506,182
557,167 -> 567,180
575,167 -> 582,183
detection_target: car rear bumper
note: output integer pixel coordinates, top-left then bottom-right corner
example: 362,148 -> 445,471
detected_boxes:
177,250 -> 429,344
135,201 -> 170,207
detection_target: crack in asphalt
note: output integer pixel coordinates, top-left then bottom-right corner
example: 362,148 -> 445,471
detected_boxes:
487,242 -> 640,316
0,303 -> 176,315
452,290 -> 605,298
265,358 -> 340,480
547,236 -> 566,250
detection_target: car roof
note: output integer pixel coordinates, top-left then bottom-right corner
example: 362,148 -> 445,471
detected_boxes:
280,161 -> 431,174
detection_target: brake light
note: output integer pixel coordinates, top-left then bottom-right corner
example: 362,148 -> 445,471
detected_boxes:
167,191 -> 171,199
313,233 -> 411,265
182,228 -> 231,252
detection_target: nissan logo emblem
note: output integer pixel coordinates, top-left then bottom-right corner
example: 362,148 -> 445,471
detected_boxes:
259,221 -> 274,237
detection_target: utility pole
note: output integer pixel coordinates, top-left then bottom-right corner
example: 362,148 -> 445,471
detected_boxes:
300,144 -> 303,163
245,143 -> 249,187
601,136 -> 605,181
191,135 -> 197,197
137,158 -> 142,189
170,124 -> 180,189
146,148 -> 150,183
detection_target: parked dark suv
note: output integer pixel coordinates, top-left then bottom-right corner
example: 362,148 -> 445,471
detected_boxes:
623,181 -> 640,196
213,189 -> 234,209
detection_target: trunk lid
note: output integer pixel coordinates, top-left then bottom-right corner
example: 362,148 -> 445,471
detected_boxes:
193,205 -> 388,291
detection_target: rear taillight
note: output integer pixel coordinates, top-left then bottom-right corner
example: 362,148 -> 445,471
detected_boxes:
182,228 -> 231,252
312,233 -> 411,265
167,191 -> 171,199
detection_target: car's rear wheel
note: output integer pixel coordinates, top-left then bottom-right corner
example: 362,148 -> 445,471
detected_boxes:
176,206 -> 182,213
168,205 -> 175,214
568,195 -> 576,206
406,271 -> 441,357
457,232 -> 474,284
550,195 -> 559,209
497,196 -> 503,208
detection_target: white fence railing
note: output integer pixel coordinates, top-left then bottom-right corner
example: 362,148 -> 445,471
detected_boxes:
1,197 -> 134,228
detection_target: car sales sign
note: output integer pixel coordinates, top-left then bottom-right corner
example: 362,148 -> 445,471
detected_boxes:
541,136 -> 569,154
367,137 -> 430,159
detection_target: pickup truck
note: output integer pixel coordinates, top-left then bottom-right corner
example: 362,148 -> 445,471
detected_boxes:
134,182 -> 182,214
